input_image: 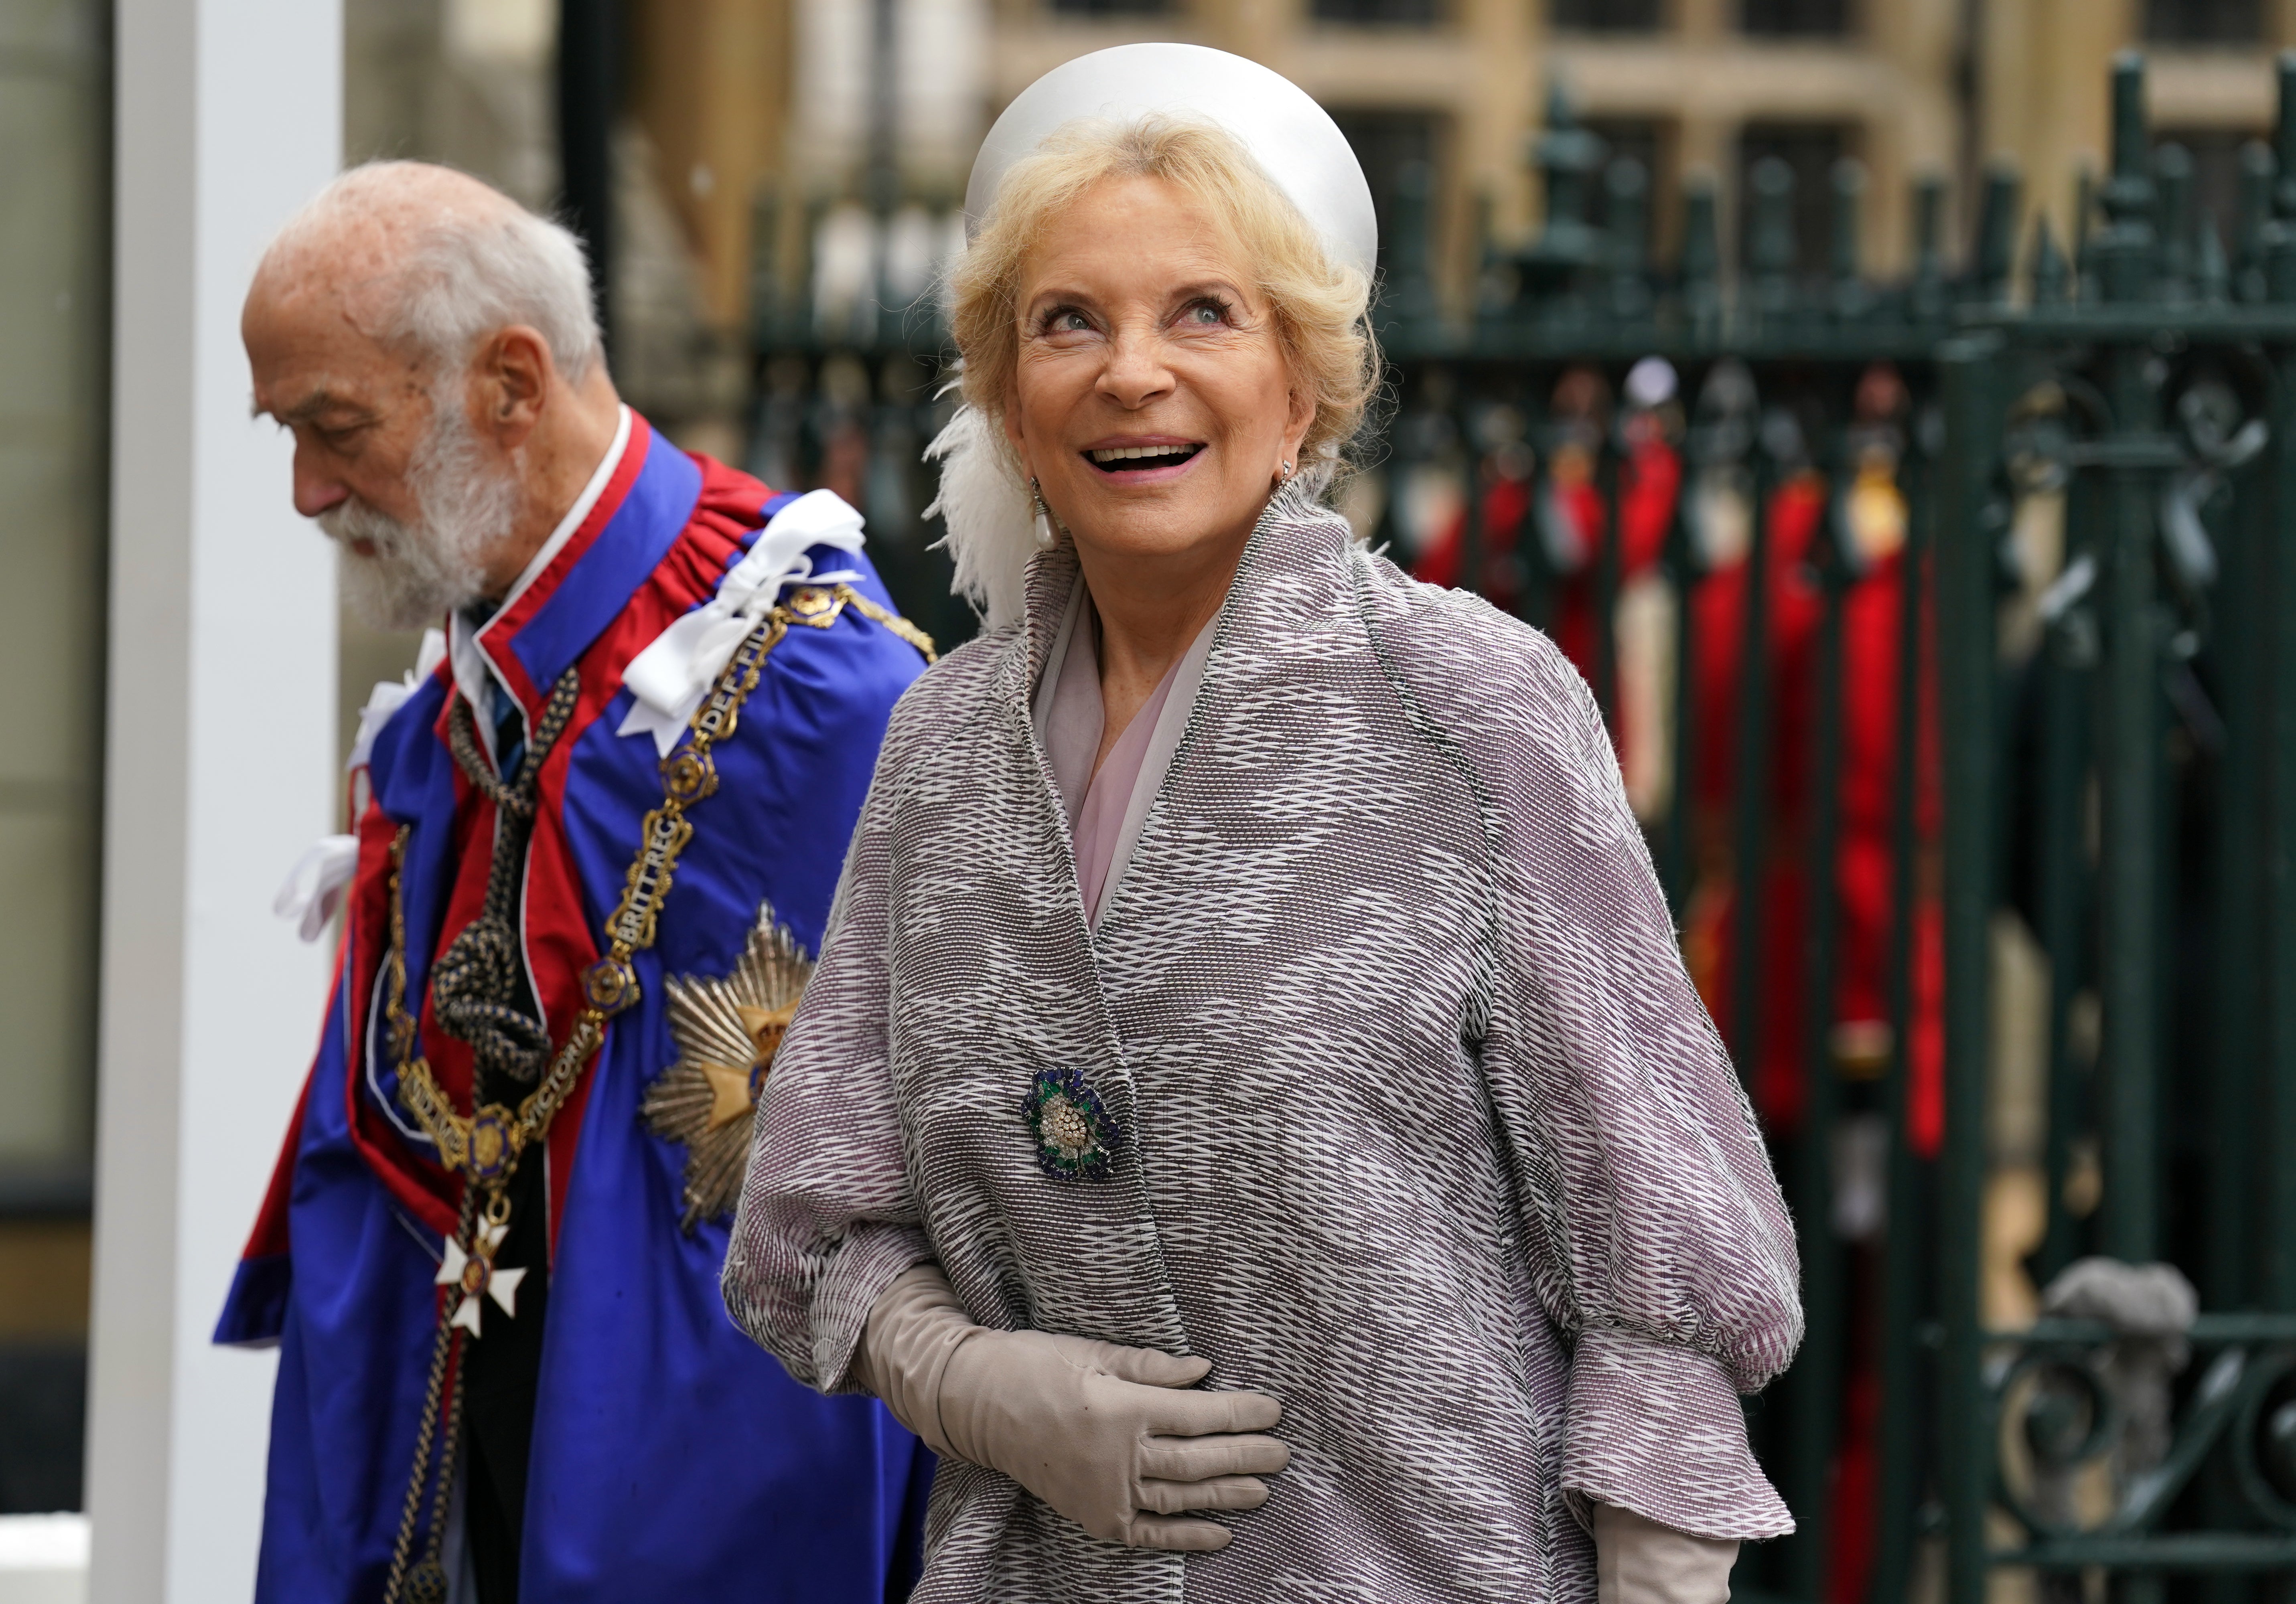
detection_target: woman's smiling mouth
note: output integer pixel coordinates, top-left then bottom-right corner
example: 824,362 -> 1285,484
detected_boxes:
1084,439 -> 1205,476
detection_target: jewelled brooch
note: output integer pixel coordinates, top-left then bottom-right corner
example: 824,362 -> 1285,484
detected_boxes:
639,905 -> 812,1229
1022,1065 -> 1121,1183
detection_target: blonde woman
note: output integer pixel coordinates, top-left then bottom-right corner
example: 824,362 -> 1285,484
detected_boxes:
724,44 -> 1801,1604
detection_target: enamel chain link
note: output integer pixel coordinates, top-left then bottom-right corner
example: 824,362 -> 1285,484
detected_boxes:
377,583 -> 925,1604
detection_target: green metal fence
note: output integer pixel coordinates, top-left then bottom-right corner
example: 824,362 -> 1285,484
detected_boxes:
1926,57 -> 2296,1599
747,50 -> 2296,1604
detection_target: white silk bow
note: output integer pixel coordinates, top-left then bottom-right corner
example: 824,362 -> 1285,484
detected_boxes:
276,629 -> 450,945
348,627 -> 447,773
274,835 -> 359,943
618,489 -> 868,756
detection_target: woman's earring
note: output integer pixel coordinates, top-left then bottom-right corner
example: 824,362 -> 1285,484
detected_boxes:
1278,460 -> 1295,484
1028,476 -> 1058,548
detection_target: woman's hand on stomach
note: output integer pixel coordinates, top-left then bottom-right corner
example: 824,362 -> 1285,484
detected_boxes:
939,1327 -> 1291,1551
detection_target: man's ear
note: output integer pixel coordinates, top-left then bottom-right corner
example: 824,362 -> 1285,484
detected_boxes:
475,325 -> 554,447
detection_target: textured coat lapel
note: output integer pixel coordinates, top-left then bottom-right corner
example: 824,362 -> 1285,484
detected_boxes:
890,535 -> 1189,1355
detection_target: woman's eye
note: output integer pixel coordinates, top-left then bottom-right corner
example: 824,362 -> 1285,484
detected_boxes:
1186,303 -> 1226,326
1051,310 -> 1090,333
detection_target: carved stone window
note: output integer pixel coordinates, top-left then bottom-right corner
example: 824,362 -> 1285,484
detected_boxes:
2143,0 -> 2264,43
1310,0 -> 1446,23
1553,0 -> 1665,30
1739,0 -> 1849,37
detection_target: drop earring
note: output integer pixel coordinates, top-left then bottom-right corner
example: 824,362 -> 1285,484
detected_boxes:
1028,477 -> 1058,547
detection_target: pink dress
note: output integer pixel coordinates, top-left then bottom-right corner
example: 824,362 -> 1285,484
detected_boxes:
1032,578 -> 1218,924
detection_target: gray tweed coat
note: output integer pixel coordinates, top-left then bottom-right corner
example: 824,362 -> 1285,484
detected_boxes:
724,486 -> 1802,1604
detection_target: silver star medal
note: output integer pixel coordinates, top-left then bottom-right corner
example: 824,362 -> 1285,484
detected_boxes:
435,1219 -> 525,1337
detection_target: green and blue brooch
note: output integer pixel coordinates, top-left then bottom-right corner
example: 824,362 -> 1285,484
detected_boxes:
1022,1065 -> 1121,1182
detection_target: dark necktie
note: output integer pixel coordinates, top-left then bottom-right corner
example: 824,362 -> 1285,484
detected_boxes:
493,691 -> 526,780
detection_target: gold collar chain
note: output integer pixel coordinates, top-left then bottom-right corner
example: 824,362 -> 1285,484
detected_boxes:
381,584 -> 929,1207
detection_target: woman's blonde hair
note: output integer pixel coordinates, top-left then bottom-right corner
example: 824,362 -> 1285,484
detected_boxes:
947,115 -> 1379,491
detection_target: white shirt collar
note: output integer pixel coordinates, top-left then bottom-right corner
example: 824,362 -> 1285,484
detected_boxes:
449,404 -> 633,753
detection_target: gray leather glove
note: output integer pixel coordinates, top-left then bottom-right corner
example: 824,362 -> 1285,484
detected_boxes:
852,1263 -> 1290,1551
1595,1503 -> 1740,1604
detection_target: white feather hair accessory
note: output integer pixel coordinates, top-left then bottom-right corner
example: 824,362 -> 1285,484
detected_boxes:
923,393 -> 1041,634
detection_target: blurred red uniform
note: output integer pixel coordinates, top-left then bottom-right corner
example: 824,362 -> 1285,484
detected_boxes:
1672,452 -> 1943,1604
1412,423 -> 1679,758
1677,464 -> 1943,1157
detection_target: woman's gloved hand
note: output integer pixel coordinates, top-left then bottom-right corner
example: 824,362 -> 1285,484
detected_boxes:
853,1263 -> 1290,1551
1594,1502 -> 1741,1604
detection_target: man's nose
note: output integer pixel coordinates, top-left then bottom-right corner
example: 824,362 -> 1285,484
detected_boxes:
290,443 -> 349,520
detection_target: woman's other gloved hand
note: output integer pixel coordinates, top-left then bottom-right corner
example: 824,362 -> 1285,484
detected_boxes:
852,1263 -> 1290,1550
1594,1502 -> 1741,1604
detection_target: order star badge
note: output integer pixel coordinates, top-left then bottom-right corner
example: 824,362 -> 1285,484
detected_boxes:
639,905 -> 813,1230
436,1220 -> 524,1337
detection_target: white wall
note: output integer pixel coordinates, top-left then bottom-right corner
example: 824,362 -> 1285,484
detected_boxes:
86,0 -> 343,1599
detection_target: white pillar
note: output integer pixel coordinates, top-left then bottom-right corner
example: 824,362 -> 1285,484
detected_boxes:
86,0 -> 343,1599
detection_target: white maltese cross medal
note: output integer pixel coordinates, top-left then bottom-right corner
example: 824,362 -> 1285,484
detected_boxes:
436,1219 -> 525,1337
639,905 -> 812,1230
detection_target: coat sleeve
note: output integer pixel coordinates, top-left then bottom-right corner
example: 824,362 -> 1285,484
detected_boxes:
722,695 -> 937,1395
1405,587 -> 1803,1541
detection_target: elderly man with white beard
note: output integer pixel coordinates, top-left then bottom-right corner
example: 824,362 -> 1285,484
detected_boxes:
214,162 -> 935,1604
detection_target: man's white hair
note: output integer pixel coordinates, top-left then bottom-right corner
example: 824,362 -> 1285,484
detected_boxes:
273,160 -> 603,384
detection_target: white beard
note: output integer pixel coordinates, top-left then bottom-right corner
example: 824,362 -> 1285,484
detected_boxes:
321,398 -> 521,631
